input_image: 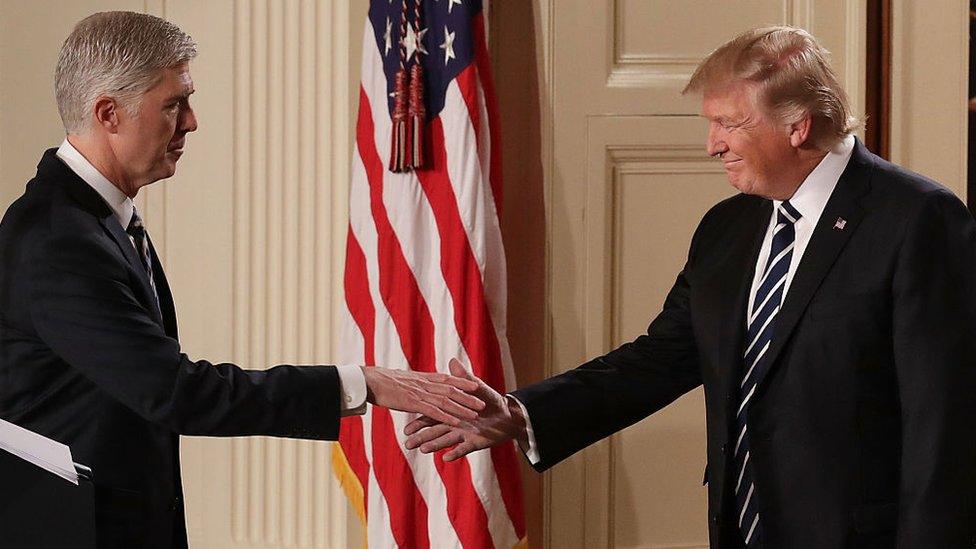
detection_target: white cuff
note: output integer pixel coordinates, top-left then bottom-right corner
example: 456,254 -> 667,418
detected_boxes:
506,395 -> 540,465
337,365 -> 367,417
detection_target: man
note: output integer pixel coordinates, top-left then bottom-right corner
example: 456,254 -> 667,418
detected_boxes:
405,27 -> 976,548
0,12 -> 483,548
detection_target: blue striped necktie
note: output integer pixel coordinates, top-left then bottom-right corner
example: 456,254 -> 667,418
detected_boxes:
126,208 -> 161,313
733,200 -> 801,547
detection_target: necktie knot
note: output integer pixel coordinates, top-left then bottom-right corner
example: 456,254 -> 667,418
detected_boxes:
127,210 -> 146,238
778,201 -> 802,225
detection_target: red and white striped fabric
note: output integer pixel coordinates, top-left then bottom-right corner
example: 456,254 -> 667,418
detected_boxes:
332,1 -> 526,547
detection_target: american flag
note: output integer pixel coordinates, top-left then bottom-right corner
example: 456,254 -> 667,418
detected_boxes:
332,0 -> 527,547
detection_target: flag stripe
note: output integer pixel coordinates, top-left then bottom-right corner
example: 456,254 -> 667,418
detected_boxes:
338,4 -> 526,546
338,297 -> 394,548
417,117 -> 526,538
337,227 -> 374,514
372,61 -> 519,548
362,407 -> 398,549
472,11 -> 504,217
353,87 -> 434,549
420,76 -> 521,547
351,152 -> 465,549
371,409 -> 430,548
353,32 -> 469,546
451,54 -> 518,396
356,84 -> 492,549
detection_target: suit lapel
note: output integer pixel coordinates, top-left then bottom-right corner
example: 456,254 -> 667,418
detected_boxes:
41,148 -> 168,328
40,148 -> 169,330
705,197 -> 772,417
99,215 -> 166,327
749,141 -> 874,394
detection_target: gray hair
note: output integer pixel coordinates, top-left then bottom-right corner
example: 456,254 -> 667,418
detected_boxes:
684,26 -> 861,150
55,11 -> 197,134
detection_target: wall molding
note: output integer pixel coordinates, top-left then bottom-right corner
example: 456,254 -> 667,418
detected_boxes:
229,0 -> 352,546
581,120 -> 720,547
606,0 -> 815,88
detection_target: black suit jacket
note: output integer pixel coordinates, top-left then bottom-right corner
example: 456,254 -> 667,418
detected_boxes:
512,140 -> 976,548
0,150 -> 342,548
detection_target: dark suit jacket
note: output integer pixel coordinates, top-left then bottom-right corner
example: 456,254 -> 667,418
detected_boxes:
0,149 -> 342,548
512,140 -> 976,548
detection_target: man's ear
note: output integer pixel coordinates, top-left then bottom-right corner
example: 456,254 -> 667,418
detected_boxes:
788,112 -> 813,148
93,97 -> 121,134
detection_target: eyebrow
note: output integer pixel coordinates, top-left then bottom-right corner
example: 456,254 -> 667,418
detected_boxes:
167,89 -> 195,102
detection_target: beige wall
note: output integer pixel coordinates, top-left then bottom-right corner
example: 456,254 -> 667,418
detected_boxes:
889,0 -> 969,195
0,0 -> 134,209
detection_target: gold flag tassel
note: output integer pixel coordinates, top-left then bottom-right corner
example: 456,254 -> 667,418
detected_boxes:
408,62 -> 426,169
389,0 -> 412,173
389,67 -> 411,172
406,0 -> 426,169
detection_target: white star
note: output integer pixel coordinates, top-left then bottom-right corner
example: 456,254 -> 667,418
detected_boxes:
439,26 -> 456,66
447,0 -> 463,14
404,25 -> 428,60
384,17 -> 392,56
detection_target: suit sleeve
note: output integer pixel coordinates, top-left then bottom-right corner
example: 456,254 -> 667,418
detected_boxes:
511,214 -> 708,472
28,230 -> 341,440
891,189 -> 976,546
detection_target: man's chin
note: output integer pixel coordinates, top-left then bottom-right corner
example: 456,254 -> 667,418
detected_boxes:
728,176 -> 750,194
154,163 -> 178,182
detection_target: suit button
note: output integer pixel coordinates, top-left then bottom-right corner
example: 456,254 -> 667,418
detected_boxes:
171,496 -> 182,512
721,443 -> 727,454
711,514 -> 720,525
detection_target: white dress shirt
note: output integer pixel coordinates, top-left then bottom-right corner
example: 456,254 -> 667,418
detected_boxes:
746,134 -> 855,317
55,139 -> 368,415
512,134 -> 856,465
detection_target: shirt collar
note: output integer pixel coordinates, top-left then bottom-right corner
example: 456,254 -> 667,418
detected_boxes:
55,138 -> 134,229
774,134 -> 855,223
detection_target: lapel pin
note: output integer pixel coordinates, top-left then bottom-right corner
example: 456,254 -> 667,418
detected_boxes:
834,217 -> 847,230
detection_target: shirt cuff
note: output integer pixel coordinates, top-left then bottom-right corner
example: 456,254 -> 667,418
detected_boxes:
506,394 -> 540,465
337,365 -> 367,417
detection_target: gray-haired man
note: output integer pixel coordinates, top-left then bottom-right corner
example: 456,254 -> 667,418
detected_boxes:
0,11 -> 482,548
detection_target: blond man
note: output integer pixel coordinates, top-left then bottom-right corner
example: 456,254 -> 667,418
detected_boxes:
407,27 -> 976,548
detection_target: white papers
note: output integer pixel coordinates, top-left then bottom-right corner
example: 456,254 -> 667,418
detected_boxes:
0,417 -> 78,485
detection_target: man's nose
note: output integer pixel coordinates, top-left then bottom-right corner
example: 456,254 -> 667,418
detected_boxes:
706,127 -> 726,158
181,106 -> 198,133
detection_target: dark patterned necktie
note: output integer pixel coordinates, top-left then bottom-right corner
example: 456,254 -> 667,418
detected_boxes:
126,208 -> 160,312
734,200 -> 801,547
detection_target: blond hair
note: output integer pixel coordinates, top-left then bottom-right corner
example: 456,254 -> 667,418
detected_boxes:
684,26 -> 861,149
55,11 -> 197,134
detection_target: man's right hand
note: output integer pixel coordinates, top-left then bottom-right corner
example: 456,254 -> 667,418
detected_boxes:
403,359 -> 528,461
362,364 -> 486,427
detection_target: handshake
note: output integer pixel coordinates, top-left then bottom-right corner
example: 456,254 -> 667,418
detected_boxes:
363,358 -> 528,460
